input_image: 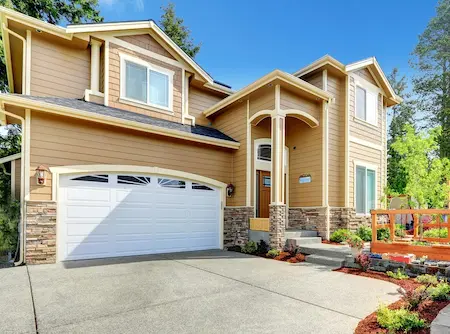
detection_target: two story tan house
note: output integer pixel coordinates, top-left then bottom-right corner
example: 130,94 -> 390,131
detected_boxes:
0,7 -> 401,264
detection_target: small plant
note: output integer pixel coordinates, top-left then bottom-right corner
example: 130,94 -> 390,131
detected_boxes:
416,274 -> 439,285
395,224 -> 407,238
398,285 -> 430,310
355,253 -> 371,271
256,240 -> 269,255
386,269 -> 409,280
356,226 -> 372,242
428,282 -> 450,301
424,228 -> 448,239
376,304 -> 425,332
267,249 -> 280,258
377,228 -> 390,241
241,241 -> 257,254
330,229 -> 353,243
347,234 -> 364,249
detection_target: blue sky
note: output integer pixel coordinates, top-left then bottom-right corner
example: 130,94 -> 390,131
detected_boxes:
98,0 -> 437,90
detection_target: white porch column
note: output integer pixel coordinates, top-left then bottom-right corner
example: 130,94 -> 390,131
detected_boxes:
271,114 -> 285,205
90,39 -> 102,93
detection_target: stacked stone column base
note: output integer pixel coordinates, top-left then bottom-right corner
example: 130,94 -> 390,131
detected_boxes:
25,201 -> 57,264
223,206 -> 254,247
269,204 -> 286,250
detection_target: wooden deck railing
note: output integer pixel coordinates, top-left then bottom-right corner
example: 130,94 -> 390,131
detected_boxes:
370,209 -> 450,243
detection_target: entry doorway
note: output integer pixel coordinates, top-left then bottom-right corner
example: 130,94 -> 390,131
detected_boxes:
256,170 -> 271,218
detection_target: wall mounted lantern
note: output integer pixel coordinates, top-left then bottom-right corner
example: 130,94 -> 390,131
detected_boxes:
35,165 -> 50,185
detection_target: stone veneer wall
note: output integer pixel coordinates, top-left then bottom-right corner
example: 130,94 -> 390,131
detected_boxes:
288,207 -> 328,238
329,208 -> 371,233
269,204 -> 286,250
25,201 -> 57,264
223,206 -> 254,247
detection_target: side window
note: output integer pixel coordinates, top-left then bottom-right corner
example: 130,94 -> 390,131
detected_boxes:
257,144 -> 271,161
355,84 -> 378,126
355,165 -> 376,214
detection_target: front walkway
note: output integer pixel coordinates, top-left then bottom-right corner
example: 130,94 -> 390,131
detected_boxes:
1,250 -> 400,333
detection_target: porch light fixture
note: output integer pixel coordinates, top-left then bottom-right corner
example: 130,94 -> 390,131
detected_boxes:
35,165 -> 50,185
226,183 -> 235,197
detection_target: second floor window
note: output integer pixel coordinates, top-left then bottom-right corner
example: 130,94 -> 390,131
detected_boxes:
121,54 -> 173,111
355,85 -> 378,126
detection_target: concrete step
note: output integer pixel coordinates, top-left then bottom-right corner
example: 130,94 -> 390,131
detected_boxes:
297,244 -> 351,259
284,229 -> 318,238
305,254 -> 345,268
286,237 -> 322,246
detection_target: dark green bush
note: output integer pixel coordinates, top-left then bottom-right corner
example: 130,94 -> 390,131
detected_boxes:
356,226 -> 372,241
330,229 -> 353,243
242,241 -> 258,254
377,228 -> 390,241
256,240 -> 269,254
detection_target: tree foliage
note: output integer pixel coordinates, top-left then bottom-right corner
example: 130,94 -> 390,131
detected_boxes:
0,0 -> 103,91
159,2 -> 200,58
411,0 -> 450,157
391,124 -> 450,208
387,68 -> 416,194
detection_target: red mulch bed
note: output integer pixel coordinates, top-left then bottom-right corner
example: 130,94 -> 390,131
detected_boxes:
335,268 -> 450,333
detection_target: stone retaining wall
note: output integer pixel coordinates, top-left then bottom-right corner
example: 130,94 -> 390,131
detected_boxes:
223,206 -> 254,247
329,208 -> 371,233
25,201 -> 57,264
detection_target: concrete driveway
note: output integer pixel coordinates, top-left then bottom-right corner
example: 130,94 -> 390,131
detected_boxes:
1,250 -> 400,334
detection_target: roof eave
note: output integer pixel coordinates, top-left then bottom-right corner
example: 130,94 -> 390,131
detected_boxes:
203,70 -> 332,118
0,95 -> 240,150
293,55 -> 346,78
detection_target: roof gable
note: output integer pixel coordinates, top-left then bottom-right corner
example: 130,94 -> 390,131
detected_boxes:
117,34 -> 175,60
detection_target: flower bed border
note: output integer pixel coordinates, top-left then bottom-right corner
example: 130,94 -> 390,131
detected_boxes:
372,242 -> 450,261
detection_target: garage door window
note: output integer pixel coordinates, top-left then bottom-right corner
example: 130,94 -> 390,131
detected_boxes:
192,183 -> 214,191
158,178 -> 186,188
118,175 -> 151,185
71,175 -> 108,183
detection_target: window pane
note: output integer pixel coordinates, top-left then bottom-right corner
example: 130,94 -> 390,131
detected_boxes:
149,70 -> 169,107
367,169 -> 376,211
355,166 -> 366,214
257,144 -> 271,161
356,86 -> 366,120
125,61 -> 147,103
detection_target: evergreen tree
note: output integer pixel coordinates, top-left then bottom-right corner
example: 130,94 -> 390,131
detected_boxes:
160,3 -> 200,58
387,68 -> 416,194
411,0 -> 450,157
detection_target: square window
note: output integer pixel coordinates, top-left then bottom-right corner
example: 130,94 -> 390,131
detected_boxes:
149,70 -> 169,107
263,176 -> 271,187
125,61 -> 147,103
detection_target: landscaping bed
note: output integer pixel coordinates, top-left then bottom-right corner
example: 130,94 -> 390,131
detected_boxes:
227,240 -> 307,263
335,268 -> 450,333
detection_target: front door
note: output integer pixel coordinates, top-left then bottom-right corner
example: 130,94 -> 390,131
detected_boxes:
257,170 -> 271,218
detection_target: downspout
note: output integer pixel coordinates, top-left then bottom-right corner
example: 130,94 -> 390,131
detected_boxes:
2,24 -> 26,94
0,107 -> 26,266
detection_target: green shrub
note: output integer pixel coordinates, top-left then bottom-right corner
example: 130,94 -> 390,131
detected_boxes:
398,286 -> 429,310
395,224 -> 407,238
0,199 -> 20,253
356,226 -> 372,242
428,283 -> 450,301
242,241 -> 257,254
267,249 -> 280,258
424,228 -> 448,239
377,228 -> 390,241
256,240 -> 269,255
347,234 -> 364,249
386,269 -> 409,280
330,229 -> 353,243
376,304 -> 425,332
416,274 -> 439,285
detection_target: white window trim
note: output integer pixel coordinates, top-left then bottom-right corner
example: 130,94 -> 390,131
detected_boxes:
119,52 -> 174,113
353,160 -> 378,216
353,74 -> 379,127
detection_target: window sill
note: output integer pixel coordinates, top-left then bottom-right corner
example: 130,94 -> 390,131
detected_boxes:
119,97 -> 174,116
353,117 -> 378,130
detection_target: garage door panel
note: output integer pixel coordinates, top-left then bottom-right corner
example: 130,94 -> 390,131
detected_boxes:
59,173 -> 221,261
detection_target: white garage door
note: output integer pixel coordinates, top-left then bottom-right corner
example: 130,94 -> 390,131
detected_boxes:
58,173 -> 221,261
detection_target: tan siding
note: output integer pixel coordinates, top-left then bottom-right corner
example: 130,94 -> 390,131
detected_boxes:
349,142 -> 382,209
286,118 -> 322,207
248,87 -> 275,118
354,68 -> 377,86
108,43 -> 183,123
348,76 -> 383,145
29,112 -> 233,203
280,88 -> 321,121
302,72 -> 323,89
213,103 -> 247,206
14,158 -> 21,200
118,35 -> 175,60
30,33 -> 90,98
189,87 -> 223,126
251,117 -> 271,207
327,74 -> 345,206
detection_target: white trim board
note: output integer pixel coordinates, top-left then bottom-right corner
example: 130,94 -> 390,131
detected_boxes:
349,136 -> 383,151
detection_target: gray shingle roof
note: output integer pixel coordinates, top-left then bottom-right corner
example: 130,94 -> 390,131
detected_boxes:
15,95 -> 237,143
